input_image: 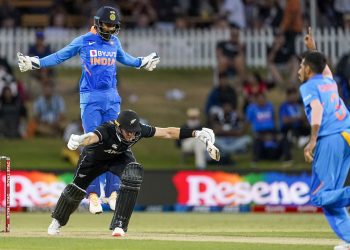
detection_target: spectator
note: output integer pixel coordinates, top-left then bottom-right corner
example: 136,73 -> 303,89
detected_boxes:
317,0 -> 338,27
155,0 -> 182,30
216,24 -> 246,81
279,88 -> 309,161
242,73 -> 268,112
0,64 -> 18,97
219,0 -> 246,29
27,81 -> 66,137
210,102 -> 251,163
0,86 -> 27,138
0,0 -> 20,28
28,31 -> 52,58
257,0 -> 283,30
177,108 -> 207,169
132,0 -> 157,28
246,93 -> 281,163
267,31 -> 299,87
334,0 -> 350,28
279,0 -> 303,56
205,72 -> 238,116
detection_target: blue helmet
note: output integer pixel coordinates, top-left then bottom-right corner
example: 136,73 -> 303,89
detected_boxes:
94,6 -> 121,41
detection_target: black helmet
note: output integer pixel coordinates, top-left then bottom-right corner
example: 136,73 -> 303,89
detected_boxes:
94,6 -> 121,41
117,110 -> 141,133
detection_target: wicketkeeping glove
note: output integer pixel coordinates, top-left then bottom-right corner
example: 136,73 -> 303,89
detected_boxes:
17,52 -> 40,72
195,128 -> 220,161
67,133 -> 93,150
139,52 -> 160,71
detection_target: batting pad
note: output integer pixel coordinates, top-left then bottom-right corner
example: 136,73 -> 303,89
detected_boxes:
109,163 -> 143,231
52,184 -> 86,226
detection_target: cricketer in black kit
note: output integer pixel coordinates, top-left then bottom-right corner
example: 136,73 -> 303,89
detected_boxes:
48,110 -> 220,237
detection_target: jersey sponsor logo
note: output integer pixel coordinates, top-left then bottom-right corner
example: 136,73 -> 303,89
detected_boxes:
89,50 -> 117,65
90,50 -> 97,57
318,83 -> 337,92
104,149 -> 119,154
88,41 -> 95,45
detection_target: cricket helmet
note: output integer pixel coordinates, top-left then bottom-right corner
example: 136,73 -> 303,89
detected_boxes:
94,6 -> 121,41
117,110 -> 141,131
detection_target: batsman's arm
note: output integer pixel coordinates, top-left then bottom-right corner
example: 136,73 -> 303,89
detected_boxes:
67,132 -> 99,150
153,127 -> 220,161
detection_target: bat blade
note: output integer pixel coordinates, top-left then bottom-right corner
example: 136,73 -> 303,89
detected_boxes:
207,141 -> 220,161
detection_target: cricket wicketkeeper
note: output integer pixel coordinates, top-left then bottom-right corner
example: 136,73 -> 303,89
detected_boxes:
47,110 -> 220,237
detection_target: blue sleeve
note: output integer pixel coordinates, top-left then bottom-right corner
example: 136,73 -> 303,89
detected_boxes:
39,36 -> 83,68
115,38 -> 142,67
299,82 -> 319,108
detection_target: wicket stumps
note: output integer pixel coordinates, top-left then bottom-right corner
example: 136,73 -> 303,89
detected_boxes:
0,156 -> 10,233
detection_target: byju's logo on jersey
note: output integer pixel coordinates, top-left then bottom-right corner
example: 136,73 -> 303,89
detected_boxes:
90,50 -> 97,57
89,50 -> 116,66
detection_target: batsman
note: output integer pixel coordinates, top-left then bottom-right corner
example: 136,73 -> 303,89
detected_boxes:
47,110 -> 220,236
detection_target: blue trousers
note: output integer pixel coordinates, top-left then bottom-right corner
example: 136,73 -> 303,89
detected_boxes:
80,89 -> 121,197
310,132 -> 350,242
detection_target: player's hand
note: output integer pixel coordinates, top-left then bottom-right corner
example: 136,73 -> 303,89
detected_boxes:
67,133 -> 92,150
17,52 -> 40,72
195,128 -> 220,161
139,52 -> 160,71
304,138 -> 316,163
304,27 -> 317,51
195,128 -> 215,144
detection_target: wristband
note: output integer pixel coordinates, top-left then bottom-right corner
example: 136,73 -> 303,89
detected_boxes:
179,128 -> 195,139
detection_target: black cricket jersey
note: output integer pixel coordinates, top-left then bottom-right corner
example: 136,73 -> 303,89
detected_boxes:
84,120 -> 156,160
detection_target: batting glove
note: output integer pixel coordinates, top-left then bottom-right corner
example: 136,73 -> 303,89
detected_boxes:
139,52 -> 160,71
194,128 -> 215,145
67,133 -> 93,150
17,52 -> 40,72
195,128 -> 220,161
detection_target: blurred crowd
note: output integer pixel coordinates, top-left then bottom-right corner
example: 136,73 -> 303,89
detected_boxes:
1,0 -> 350,30
2,0 -> 350,169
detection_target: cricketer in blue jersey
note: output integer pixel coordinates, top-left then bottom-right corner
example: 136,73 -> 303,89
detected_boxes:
17,6 -> 160,214
300,28 -> 350,250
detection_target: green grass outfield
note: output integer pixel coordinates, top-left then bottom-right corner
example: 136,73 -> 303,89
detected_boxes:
1,212 -> 339,250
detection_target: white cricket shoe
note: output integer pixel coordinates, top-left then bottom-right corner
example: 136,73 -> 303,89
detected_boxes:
112,227 -> 125,237
107,191 -> 118,211
89,193 -> 103,214
334,243 -> 350,250
48,219 -> 61,235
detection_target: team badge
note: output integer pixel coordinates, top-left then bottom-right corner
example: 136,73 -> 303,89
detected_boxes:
110,13 -> 116,21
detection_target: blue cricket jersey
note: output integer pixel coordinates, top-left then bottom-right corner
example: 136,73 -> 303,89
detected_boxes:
39,27 -> 142,103
299,74 -> 350,137
246,102 -> 275,132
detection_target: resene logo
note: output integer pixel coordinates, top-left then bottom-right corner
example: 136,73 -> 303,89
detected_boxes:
173,171 -> 311,206
89,50 -> 117,65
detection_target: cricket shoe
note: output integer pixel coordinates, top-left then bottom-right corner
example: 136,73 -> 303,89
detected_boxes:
48,219 -> 61,235
107,191 -> 118,211
89,193 -> 103,214
334,242 -> 350,250
112,227 -> 126,237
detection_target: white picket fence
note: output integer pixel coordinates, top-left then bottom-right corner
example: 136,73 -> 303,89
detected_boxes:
1,27 -> 350,68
